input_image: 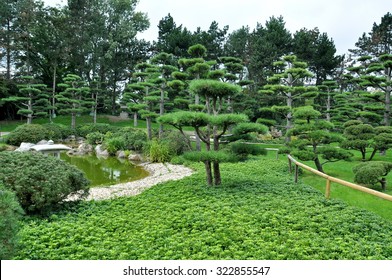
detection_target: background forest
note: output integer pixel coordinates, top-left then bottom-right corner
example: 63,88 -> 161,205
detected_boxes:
0,0 -> 391,133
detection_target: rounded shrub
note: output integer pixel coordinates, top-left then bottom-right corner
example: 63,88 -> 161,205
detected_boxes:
119,127 -> 147,151
86,132 -> 105,145
0,184 -> 24,259
160,130 -> 191,156
6,124 -> 51,146
0,151 -> 90,214
42,123 -> 74,140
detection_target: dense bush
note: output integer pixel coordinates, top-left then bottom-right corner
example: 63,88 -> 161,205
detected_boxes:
6,124 -> 51,146
160,130 -> 191,155
14,159 -> 392,260
104,137 -> 126,155
145,139 -> 171,163
76,123 -> 119,138
0,152 -> 90,214
118,127 -> 147,151
42,123 -> 74,140
0,184 -> 24,259
86,132 -> 105,145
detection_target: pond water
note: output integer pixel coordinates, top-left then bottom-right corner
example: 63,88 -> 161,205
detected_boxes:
60,153 -> 149,187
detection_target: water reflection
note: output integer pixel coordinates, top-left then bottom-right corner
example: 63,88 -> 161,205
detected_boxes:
60,153 -> 149,187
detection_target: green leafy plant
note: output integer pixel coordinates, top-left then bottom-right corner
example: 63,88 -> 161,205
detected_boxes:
146,139 -> 171,163
5,124 -> 52,146
0,184 -> 24,259
13,159 -> 392,260
86,132 -> 105,145
0,152 -> 90,214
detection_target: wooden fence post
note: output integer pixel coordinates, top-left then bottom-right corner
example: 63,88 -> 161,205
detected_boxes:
325,179 -> 331,199
294,165 -> 299,183
288,158 -> 292,173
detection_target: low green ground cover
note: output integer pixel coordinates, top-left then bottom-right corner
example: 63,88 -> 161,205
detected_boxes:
15,159 -> 392,260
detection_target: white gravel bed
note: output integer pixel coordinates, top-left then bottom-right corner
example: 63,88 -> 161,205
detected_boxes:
67,163 -> 193,201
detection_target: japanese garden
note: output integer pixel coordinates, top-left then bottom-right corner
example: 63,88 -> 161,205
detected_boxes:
1,0 -> 392,260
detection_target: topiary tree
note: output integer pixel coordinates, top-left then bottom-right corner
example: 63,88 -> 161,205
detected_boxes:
158,79 -> 268,186
56,74 -> 93,129
353,161 -> 392,191
341,120 -> 375,161
259,55 -> 317,141
0,184 -> 24,259
0,151 -> 90,214
287,106 -> 352,173
341,120 -> 392,161
1,76 -> 50,124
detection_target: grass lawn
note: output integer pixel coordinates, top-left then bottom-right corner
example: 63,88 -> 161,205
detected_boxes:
15,158 -> 392,260
0,115 -> 151,132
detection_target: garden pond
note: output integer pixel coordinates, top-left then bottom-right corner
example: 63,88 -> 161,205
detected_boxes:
60,153 -> 149,187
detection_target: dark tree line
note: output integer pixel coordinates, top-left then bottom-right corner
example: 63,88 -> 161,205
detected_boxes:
1,0 -> 391,129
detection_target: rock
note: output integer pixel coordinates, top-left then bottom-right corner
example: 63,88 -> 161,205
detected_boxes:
117,150 -> 126,159
95,144 -> 109,157
128,153 -> 143,161
15,142 -> 35,152
78,143 -> 93,155
36,140 -> 48,145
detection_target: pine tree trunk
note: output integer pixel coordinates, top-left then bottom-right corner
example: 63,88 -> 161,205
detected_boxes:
204,160 -> 213,186
71,113 -> 76,129
285,92 -> 293,142
326,94 -> 331,122
314,156 -> 324,173
51,65 -> 57,122
159,89 -> 164,138
146,117 -> 152,140
213,161 -> 221,185
380,178 -> 386,191
384,67 -> 391,126
133,112 -> 138,127
368,148 -> 378,161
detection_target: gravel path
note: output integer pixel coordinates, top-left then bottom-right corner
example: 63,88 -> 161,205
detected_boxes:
69,163 -> 194,201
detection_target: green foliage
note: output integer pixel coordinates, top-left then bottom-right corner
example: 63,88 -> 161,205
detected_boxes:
104,137 -> 126,156
6,124 -> 51,146
189,79 -> 241,98
13,159 -> 392,260
160,130 -> 190,156
184,151 -> 237,163
353,161 -> 392,190
145,139 -> 171,163
86,132 -> 105,145
0,184 -> 24,260
76,123 -> 119,138
41,123 -> 74,140
118,128 -> 147,152
0,152 -> 90,214
229,142 -> 267,160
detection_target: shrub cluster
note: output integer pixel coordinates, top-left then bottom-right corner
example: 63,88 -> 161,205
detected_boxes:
76,123 -> 119,138
6,123 -> 74,146
0,151 -> 90,214
6,124 -> 52,146
0,183 -> 24,259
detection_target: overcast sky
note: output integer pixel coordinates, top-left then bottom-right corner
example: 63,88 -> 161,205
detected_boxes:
44,0 -> 391,55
